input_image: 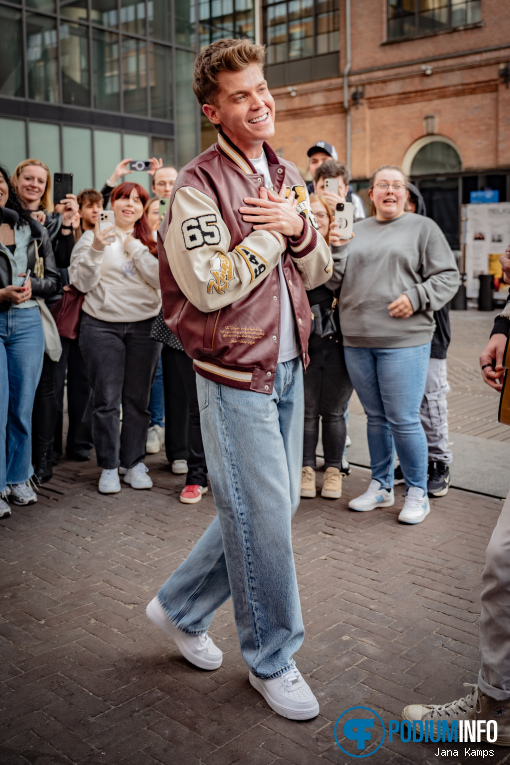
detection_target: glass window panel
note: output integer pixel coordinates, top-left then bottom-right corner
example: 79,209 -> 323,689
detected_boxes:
176,49 -> 198,169
149,0 -> 172,42
122,38 -> 148,115
0,118 -> 26,175
93,29 -> 120,111
418,7 -> 448,31
467,0 -> 481,22
60,0 -> 88,20
62,126 -> 93,191
61,22 -> 90,107
152,137 -> 175,168
123,133 -> 150,191
27,0 -> 56,12
28,122 -> 60,174
27,14 -> 59,103
150,44 -> 173,120
94,130 -> 121,191
121,0 -> 147,35
0,7 -> 24,98
91,0 -> 119,28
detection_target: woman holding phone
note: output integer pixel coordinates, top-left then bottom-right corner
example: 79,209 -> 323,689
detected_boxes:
70,182 -> 161,494
301,194 -> 353,501
337,166 -> 459,525
0,165 -> 60,513
11,159 -> 80,482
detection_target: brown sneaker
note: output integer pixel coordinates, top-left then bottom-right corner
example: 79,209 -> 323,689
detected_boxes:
301,466 -> 316,498
403,684 -> 510,746
321,467 -> 342,499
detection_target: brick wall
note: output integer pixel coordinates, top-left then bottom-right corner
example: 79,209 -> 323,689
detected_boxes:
271,0 -> 510,181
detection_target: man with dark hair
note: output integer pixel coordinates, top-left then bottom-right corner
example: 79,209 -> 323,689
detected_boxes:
313,158 -> 366,222
146,38 -> 333,721
306,140 -> 338,188
77,189 -> 103,235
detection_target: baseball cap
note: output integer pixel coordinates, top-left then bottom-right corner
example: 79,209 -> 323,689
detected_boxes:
307,141 -> 338,160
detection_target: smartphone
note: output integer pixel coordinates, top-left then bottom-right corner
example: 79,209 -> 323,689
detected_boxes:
99,211 -> 116,241
324,177 -> 339,195
53,173 -> 73,207
159,198 -> 170,222
334,202 -> 354,240
21,269 -> 31,287
129,160 -> 152,172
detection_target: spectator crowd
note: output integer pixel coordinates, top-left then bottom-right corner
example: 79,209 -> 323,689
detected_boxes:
0,139 -> 458,524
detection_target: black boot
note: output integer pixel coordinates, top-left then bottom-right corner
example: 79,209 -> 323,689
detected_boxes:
33,443 -> 54,483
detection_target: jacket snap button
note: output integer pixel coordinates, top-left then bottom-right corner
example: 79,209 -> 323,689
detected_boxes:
277,168 -> 283,173
264,385 -> 269,390
298,318 -> 302,325
272,335 -> 277,341
267,371 -> 271,377
273,295 -> 277,300
288,280 -> 292,286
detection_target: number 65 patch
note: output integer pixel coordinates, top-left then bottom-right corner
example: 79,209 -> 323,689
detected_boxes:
182,214 -> 221,250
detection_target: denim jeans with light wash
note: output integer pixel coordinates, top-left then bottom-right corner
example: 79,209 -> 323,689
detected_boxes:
157,358 -> 305,679
344,343 -> 431,493
0,307 -> 44,491
149,353 -> 165,428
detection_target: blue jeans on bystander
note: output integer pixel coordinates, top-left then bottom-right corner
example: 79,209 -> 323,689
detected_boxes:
157,358 -> 305,679
0,307 -> 44,491
344,343 -> 431,493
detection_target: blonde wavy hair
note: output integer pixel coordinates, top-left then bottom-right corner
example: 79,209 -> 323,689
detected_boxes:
11,159 -> 53,213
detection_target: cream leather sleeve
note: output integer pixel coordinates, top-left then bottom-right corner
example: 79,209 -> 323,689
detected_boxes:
288,187 -> 333,290
163,187 -> 286,312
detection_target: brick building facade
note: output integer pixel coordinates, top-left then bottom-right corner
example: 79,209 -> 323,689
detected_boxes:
268,0 -> 510,247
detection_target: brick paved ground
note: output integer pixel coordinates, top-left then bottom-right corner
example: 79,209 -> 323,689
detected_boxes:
1,452 -> 509,765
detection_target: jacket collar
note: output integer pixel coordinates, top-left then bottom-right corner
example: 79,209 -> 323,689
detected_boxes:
217,131 -> 281,175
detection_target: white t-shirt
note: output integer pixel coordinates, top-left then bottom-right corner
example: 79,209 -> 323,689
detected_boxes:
250,151 -> 300,363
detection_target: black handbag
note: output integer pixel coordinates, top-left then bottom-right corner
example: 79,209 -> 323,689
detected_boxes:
309,296 -> 339,348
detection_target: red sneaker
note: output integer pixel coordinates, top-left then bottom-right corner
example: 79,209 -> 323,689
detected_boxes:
180,485 -> 208,504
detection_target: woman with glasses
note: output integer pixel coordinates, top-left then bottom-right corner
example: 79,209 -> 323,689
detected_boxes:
301,194 -> 353,500
337,166 -> 459,524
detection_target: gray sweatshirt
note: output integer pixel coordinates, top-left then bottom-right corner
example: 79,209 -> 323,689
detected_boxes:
337,213 -> 459,348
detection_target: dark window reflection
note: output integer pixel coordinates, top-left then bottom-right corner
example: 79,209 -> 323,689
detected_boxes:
27,14 -> 59,103
0,6 -> 24,98
93,28 -> 120,111
150,43 -> 173,120
61,22 -> 90,107
123,37 -> 148,115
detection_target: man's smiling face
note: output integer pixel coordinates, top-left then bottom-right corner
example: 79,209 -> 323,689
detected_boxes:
202,63 -> 275,158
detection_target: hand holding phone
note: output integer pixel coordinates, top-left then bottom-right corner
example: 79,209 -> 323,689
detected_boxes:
21,269 -> 31,287
159,198 -> 170,222
334,202 -> 354,240
53,173 -> 73,208
93,211 -> 116,251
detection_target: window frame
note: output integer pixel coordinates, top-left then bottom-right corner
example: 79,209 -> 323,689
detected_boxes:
386,0 -> 482,42
263,0 -> 339,66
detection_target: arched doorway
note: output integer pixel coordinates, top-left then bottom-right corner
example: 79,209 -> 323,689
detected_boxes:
404,137 -> 462,248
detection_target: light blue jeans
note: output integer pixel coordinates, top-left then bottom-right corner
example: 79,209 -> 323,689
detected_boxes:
0,307 -> 44,491
157,358 -> 305,679
344,343 -> 431,493
149,353 -> 165,428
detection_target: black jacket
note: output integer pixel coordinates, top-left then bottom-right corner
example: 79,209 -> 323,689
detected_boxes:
0,220 -> 61,312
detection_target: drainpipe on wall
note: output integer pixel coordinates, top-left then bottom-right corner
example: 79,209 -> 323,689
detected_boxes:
343,0 -> 351,169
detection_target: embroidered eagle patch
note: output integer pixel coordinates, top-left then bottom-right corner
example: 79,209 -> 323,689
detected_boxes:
208,253 -> 235,294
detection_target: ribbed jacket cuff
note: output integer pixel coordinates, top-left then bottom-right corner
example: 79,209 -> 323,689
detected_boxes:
491,316 -> 510,337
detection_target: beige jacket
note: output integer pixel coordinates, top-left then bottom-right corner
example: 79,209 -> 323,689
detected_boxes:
70,229 -> 161,323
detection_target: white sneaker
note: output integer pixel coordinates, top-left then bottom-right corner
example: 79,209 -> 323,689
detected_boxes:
345,434 -> 352,447
8,480 -> 37,506
348,479 -> 394,512
0,492 -> 12,518
124,462 -> 153,489
98,469 -> 121,494
146,424 -> 165,454
249,667 -> 319,720
171,459 -> 188,475
398,487 -> 430,524
146,596 -> 222,670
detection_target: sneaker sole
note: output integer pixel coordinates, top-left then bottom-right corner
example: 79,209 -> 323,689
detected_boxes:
10,496 -> 38,506
301,489 -> 316,498
172,466 -> 188,475
146,597 -> 222,670
180,487 -> 209,505
123,475 -> 153,489
398,504 -> 431,525
321,489 -> 342,499
248,672 -> 319,720
349,498 -> 394,512
145,445 -> 161,454
428,486 -> 449,497
0,508 -> 12,517
98,485 -> 121,494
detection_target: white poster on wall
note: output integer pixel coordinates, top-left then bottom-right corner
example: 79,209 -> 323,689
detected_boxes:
464,203 -> 510,298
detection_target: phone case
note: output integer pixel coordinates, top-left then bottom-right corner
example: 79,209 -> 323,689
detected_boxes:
99,211 -> 115,231
53,173 -> 73,206
334,203 -> 354,239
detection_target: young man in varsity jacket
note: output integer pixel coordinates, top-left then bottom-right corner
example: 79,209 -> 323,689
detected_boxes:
146,38 -> 333,720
